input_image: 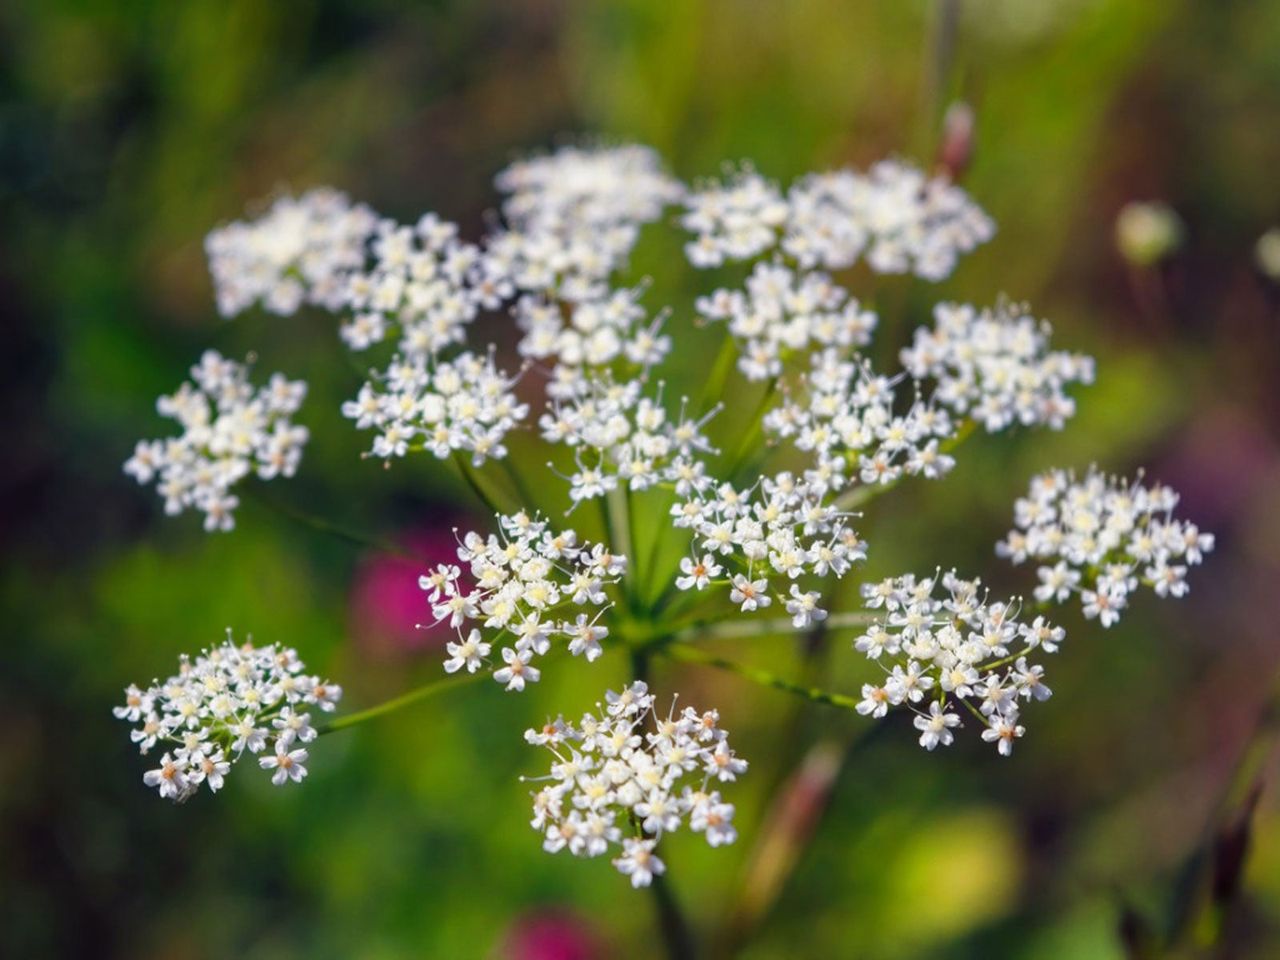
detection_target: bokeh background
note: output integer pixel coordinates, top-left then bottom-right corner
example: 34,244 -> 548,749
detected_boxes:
4,1 -> 1280,958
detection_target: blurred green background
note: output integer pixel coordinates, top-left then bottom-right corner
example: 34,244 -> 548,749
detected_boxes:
4,1 -> 1280,958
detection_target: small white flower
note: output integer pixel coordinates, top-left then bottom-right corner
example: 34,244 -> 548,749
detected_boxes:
690,799 -> 737,847
425,512 -> 623,687
676,554 -> 722,591
125,352 -> 309,532
444,629 -> 492,674
856,571 -> 1059,752
494,647 -> 540,692
981,715 -> 1026,756
567,615 -> 608,663
260,741 -> 309,786
729,575 -> 772,612
143,753 -> 191,801
784,585 -> 828,629
271,707 -> 316,745
913,701 -> 961,751
614,838 -> 666,889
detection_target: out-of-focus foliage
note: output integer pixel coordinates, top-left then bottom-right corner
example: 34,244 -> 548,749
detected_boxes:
3,1 -> 1279,958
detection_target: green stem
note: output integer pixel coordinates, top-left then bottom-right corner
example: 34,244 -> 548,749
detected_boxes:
247,487 -> 419,561
499,455 -> 539,514
600,488 -> 635,613
697,333 -> 738,417
640,491 -> 674,611
724,376 -> 780,480
319,669 -> 489,735
659,641 -> 863,711
629,610 -> 877,649
453,453 -> 508,516
649,870 -> 697,960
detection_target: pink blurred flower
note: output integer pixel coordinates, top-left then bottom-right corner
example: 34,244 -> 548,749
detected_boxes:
348,521 -> 469,658
497,911 -> 606,960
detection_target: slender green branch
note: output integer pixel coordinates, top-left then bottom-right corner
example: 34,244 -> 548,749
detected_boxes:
697,333 -> 738,417
498,455 -> 539,514
247,487 -> 419,561
605,485 -> 637,612
639,487 -> 674,610
659,641 -> 863,711
724,376 -> 780,480
626,610 -> 878,649
453,453 -> 508,516
319,669 -> 489,735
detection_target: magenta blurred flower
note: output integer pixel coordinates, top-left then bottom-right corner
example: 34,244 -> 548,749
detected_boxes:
348,522 -> 468,657
498,911 -> 605,960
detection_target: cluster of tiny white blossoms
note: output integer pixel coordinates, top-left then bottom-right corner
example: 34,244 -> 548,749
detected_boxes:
420,512 -> 627,688
900,301 -> 1096,432
765,349 -> 957,489
496,143 -> 684,239
682,159 -> 994,279
854,572 -> 1060,756
115,631 -> 341,802
524,682 -> 746,888
341,349 -> 529,464
122,142 -> 1222,903
695,261 -> 877,380
540,377 -> 719,505
123,350 -> 309,531
516,284 -> 671,390
997,467 -> 1215,627
670,470 -> 867,626
336,215 -> 533,465
338,214 -> 481,354
206,187 -> 378,318
479,145 -> 683,304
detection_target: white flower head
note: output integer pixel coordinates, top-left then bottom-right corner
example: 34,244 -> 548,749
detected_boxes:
998,466 -> 1214,626
425,512 -> 625,687
117,630 -> 341,801
854,571 -> 1059,756
124,351 -> 309,532
524,685 -> 744,887
206,188 -> 378,318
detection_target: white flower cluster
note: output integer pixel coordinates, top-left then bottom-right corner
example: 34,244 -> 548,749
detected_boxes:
206,188 -> 378,318
671,470 -> 866,625
695,262 -> 877,380
114,630 -> 342,802
681,160 -> 993,280
124,350 -> 308,532
420,512 -> 627,688
496,143 -> 684,236
516,285 -> 671,388
997,467 -> 1215,627
682,167 -> 790,268
539,377 -> 718,504
483,145 -> 683,303
525,682 -> 746,888
900,302 -> 1095,432
342,350 -> 529,464
854,572 -> 1060,756
793,161 -> 994,279
339,214 -> 481,353
336,215 -> 532,465
766,349 -> 957,488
